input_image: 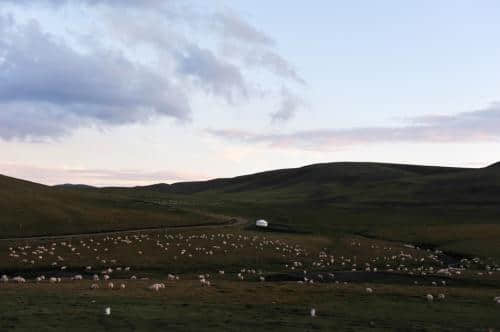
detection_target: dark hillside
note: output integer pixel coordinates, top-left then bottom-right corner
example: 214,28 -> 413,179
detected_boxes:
138,162 -> 467,195
0,175 -> 219,238
2,161 -> 500,259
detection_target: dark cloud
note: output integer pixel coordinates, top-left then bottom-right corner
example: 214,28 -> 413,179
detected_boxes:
177,45 -> 247,102
220,43 -> 306,86
270,88 -> 304,123
213,12 -> 275,46
213,10 -> 305,87
0,102 -> 78,140
209,103 -> 500,150
2,0 -> 164,8
257,51 -> 306,86
0,2 -> 306,139
0,16 -> 189,139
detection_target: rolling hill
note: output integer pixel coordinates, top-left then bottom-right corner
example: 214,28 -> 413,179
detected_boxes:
2,161 -> 500,259
0,174 -> 220,238
134,162 -> 500,208
137,162 -> 468,195
129,161 -> 500,259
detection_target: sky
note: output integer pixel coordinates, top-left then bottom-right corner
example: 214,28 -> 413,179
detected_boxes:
1,0 -> 500,186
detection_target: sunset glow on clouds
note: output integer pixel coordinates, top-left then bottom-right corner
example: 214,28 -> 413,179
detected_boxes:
1,1 -> 500,185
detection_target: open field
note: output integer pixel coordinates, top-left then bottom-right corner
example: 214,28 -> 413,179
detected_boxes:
1,279 -> 499,331
1,162 -> 500,330
1,225 -> 499,331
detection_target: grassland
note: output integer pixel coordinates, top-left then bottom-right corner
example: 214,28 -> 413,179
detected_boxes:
3,162 -> 500,261
1,280 -> 499,331
0,175 -> 226,237
1,224 -> 499,331
1,162 -> 500,330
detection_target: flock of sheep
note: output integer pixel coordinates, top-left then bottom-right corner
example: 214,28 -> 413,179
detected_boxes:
2,230 -> 499,305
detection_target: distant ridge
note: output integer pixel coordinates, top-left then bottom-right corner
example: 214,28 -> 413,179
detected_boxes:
133,162 -> 469,194
50,162 -> 491,191
2,160 -> 500,238
486,161 -> 500,169
138,183 -> 171,192
54,183 -> 97,189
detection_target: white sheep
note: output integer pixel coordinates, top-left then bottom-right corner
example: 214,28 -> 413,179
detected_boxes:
90,283 -> 99,289
149,283 -> 164,291
438,293 -> 445,300
366,287 -> 373,294
1,275 -> 8,282
310,308 -> 316,317
426,294 -> 434,302
107,282 -> 114,289
12,276 -> 26,283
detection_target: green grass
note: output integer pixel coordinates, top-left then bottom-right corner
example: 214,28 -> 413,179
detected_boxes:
3,161 -> 500,260
0,281 -> 498,331
2,162 -> 500,330
0,225 -> 499,331
0,175 -> 227,237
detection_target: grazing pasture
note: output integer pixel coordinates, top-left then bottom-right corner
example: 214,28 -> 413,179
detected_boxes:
1,226 -> 499,331
1,162 -> 500,330
1,279 -> 499,331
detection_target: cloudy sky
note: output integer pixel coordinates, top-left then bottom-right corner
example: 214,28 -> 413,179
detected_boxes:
1,0 -> 500,186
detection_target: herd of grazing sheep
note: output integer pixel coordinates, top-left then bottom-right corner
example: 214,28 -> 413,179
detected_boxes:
1,230 -> 499,305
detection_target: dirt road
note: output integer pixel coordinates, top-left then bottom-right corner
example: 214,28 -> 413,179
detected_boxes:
0,217 -> 248,242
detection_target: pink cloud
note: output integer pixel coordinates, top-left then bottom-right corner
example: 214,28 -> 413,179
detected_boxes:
0,163 -> 209,186
207,103 -> 500,151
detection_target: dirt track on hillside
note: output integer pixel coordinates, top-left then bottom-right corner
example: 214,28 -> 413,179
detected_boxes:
0,216 -> 248,242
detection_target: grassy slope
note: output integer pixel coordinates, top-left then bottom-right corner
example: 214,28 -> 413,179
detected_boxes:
137,162 -> 500,259
2,159 -> 500,332
2,161 -> 500,258
0,175 -> 221,237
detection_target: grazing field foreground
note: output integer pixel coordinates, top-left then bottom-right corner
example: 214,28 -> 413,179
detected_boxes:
1,226 -> 499,331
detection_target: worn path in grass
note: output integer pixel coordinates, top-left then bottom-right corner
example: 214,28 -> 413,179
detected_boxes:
0,215 -> 248,242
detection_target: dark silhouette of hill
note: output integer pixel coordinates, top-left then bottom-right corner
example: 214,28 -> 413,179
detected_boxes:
0,174 -> 217,238
53,183 -> 97,189
138,162 -> 468,195
2,161 -> 500,240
